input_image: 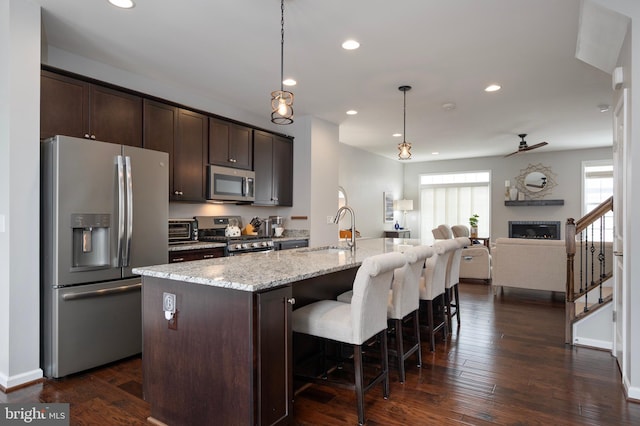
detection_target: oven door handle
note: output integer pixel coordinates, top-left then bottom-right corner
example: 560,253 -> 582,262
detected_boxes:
62,282 -> 142,301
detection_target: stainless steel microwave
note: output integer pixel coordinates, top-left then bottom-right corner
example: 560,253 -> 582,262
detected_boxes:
206,165 -> 255,202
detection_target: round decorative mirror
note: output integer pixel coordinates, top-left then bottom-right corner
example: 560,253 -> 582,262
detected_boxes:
524,172 -> 547,192
515,163 -> 557,199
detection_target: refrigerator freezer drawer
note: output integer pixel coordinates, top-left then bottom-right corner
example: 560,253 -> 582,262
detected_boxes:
43,278 -> 142,378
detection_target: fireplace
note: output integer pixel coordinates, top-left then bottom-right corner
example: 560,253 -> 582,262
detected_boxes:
508,221 -> 561,239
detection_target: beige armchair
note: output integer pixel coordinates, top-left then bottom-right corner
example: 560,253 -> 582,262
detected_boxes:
451,225 -> 491,282
432,224 -> 453,240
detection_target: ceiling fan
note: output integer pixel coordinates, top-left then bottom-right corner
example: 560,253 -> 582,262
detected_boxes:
504,134 -> 548,157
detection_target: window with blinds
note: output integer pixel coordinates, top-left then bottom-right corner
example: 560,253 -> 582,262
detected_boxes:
583,161 -> 613,241
419,171 -> 491,242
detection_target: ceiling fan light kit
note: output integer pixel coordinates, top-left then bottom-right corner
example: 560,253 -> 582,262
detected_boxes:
397,85 -> 413,160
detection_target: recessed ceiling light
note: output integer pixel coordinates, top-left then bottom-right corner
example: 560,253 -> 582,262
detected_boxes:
346,110 -> 358,115
392,133 -> 402,138
442,102 -> 456,111
432,152 -> 439,155
283,78 -> 297,86
108,0 -> 135,9
342,40 -> 360,50
485,84 -> 501,92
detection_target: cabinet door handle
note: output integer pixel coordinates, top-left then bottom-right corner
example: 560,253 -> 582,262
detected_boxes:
174,190 -> 183,196
172,257 -> 185,262
203,254 -> 215,259
229,158 -> 236,163
287,298 -> 296,305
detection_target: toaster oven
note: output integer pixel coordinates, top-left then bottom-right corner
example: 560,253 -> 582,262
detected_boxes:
168,218 -> 198,244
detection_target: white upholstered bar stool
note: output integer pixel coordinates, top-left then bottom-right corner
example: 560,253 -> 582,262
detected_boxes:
336,246 -> 434,383
419,239 -> 458,351
292,252 -> 406,426
387,245 -> 434,383
444,236 -> 471,330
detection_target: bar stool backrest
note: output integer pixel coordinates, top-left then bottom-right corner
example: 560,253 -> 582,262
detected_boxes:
390,246 -> 434,319
420,239 -> 458,301
350,252 -> 407,344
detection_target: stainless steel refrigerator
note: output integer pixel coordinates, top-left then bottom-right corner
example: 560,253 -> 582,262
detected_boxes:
41,135 -> 168,378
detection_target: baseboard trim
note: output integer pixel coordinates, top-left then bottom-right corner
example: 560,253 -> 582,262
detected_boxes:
0,368 -> 44,393
624,377 -> 640,401
572,337 -> 612,351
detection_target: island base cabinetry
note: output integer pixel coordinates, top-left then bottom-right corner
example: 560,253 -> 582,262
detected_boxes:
142,277 -> 292,425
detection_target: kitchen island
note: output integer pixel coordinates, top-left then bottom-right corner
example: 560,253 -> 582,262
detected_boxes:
133,238 -> 421,426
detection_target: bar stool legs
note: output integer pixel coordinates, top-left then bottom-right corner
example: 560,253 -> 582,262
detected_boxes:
389,310 -> 422,383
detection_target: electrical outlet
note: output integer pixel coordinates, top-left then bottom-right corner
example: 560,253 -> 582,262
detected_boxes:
163,293 -> 178,330
163,292 -> 176,313
327,215 -> 334,224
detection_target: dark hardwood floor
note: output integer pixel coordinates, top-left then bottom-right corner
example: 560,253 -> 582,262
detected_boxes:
3,283 -> 638,425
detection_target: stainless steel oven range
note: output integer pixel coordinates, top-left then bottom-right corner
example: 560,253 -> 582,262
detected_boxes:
195,216 -> 274,256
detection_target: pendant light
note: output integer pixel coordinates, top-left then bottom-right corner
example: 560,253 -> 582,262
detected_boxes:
397,85 -> 412,160
271,0 -> 294,125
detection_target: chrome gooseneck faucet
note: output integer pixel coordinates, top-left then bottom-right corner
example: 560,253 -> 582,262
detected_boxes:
334,205 -> 356,252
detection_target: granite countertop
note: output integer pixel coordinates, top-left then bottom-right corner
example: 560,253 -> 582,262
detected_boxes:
168,242 -> 227,251
135,237 -> 423,292
168,236 -> 308,251
272,236 -> 309,242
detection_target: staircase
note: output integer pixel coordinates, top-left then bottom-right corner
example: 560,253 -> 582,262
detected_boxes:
565,196 -> 614,346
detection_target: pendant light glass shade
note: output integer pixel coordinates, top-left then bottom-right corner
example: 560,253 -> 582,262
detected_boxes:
397,85 -> 412,160
397,141 -> 412,160
271,90 -> 294,124
271,0 -> 294,125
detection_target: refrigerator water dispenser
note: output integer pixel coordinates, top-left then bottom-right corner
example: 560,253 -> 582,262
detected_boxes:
71,213 -> 110,270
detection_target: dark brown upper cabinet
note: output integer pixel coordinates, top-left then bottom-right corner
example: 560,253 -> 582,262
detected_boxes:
41,70 -> 142,147
172,108 -> 208,202
253,130 -> 293,207
208,118 -> 253,170
143,99 -> 177,198
143,101 -> 207,202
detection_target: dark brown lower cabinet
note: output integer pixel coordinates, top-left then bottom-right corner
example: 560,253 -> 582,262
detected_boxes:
142,277 -> 292,425
257,286 -> 293,425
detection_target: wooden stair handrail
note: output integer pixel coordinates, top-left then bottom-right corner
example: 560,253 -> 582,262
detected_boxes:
565,195 -> 613,300
564,195 -> 613,344
575,196 -> 613,233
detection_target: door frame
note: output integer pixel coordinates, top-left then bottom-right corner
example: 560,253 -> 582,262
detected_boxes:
612,88 -> 627,373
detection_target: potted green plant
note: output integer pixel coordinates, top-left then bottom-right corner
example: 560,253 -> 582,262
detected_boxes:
469,214 -> 479,238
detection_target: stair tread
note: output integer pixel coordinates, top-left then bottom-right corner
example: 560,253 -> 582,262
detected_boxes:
574,292 -> 613,317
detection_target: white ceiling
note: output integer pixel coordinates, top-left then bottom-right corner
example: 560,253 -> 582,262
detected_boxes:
35,0 -> 618,162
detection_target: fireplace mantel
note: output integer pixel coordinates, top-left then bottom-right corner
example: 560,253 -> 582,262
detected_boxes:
504,199 -> 564,206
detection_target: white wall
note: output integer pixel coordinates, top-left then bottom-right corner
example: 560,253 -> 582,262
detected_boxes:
591,0 -> 639,400
403,147 -> 612,241
0,0 -> 42,389
338,144 -> 404,238
308,117 -> 341,247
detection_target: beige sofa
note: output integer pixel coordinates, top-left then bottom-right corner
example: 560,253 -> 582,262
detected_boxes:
492,238 -> 566,293
492,238 -> 613,294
